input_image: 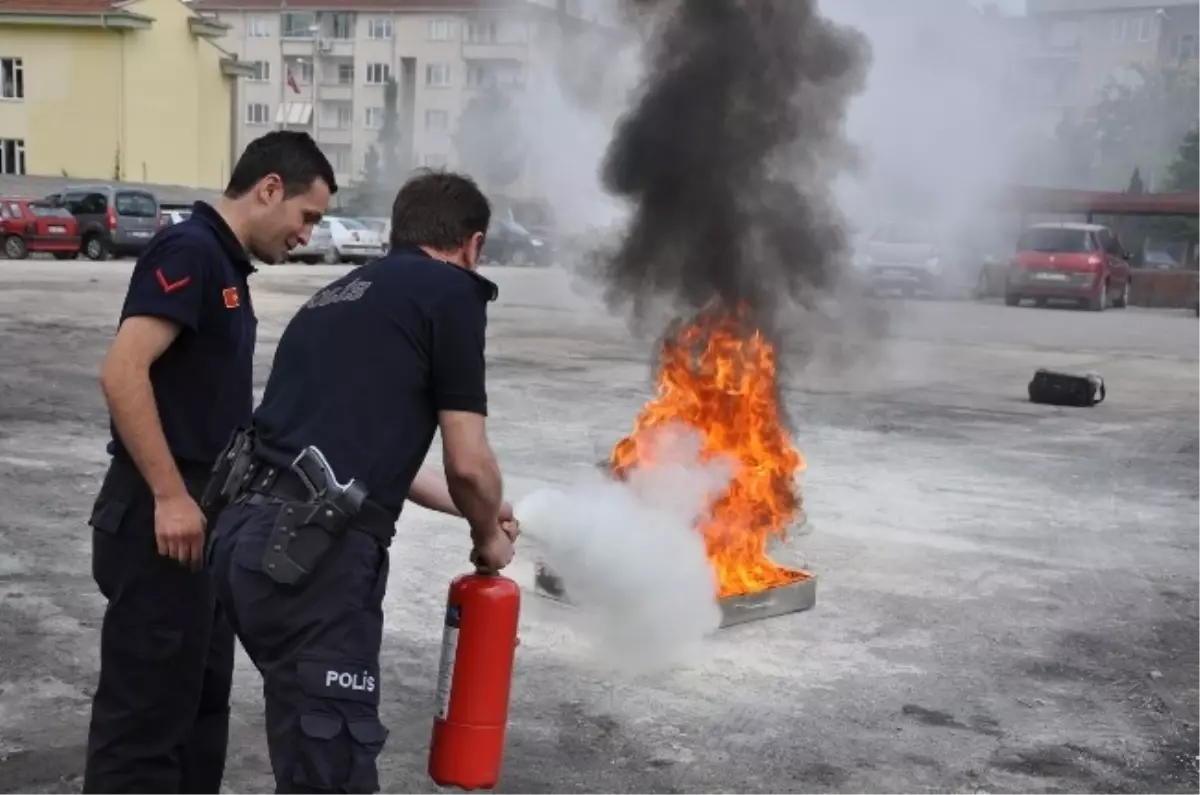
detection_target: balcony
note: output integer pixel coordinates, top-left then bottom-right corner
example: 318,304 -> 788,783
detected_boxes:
315,37 -> 355,58
281,37 -> 318,57
317,82 -> 354,102
461,41 -> 528,61
314,126 -> 353,146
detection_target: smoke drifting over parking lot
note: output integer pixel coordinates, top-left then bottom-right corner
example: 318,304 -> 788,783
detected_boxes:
824,1 -> 1047,276
593,0 -> 870,341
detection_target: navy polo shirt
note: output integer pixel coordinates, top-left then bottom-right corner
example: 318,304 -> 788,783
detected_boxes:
107,201 -> 257,469
252,245 -> 497,513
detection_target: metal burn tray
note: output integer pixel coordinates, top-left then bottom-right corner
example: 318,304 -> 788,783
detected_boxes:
533,564 -> 817,629
717,575 -> 817,628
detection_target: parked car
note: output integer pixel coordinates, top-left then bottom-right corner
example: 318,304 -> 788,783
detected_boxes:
483,218 -> 552,267
43,185 -> 160,260
327,217 -> 385,264
0,198 -> 81,260
159,202 -> 194,228
285,218 -> 335,264
360,217 -> 391,253
1005,222 -> 1131,312
856,222 -> 949,298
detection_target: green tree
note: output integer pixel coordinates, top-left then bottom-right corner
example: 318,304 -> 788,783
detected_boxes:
453,88 -> 527,193
1138,128 -> 1199,262
351,79 -> 404,215
1126,167 -> 1144,194
1164,127 -> 1198,192
377,77 -> 404,189
1059,65 -> 1200,190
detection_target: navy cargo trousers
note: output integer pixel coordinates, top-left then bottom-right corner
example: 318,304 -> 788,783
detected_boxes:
83,455 -> 234,793
207,499 -> 391,794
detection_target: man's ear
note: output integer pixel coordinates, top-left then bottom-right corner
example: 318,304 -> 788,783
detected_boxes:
257,174 -> 284,207
468,231 -> 486,267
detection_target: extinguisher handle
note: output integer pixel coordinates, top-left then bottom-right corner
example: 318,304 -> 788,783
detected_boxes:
468,549 -> 498,576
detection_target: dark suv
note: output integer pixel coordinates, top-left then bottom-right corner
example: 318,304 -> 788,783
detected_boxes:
43,185 -> 161,260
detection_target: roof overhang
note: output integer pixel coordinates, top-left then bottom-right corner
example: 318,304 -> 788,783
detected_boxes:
220,57 -> 256,77
0,9 -> 152,28
189,13 -> 230,38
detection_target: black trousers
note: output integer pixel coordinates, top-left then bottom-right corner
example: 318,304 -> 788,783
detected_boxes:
83,457 -> 234,794
208,499 -> 391,794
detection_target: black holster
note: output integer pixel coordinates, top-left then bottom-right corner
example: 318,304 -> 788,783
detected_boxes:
200,427 -> 256,515
260,497 -> 358,587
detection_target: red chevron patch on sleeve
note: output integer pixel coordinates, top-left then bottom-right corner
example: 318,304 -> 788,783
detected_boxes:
156,267 -> 192,294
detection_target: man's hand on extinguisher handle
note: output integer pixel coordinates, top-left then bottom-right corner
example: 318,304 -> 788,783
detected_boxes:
470,525 -> 515,571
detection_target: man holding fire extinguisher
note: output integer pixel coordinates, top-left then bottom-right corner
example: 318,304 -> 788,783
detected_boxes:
204,170 -> 518,793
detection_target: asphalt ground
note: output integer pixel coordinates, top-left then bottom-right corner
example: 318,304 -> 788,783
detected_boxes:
0,259 -> 1195,793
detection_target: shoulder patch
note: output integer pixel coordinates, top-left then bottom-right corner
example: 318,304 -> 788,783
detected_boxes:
156,266 -> 192,294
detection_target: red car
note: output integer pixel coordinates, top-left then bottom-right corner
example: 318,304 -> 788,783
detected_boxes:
1,198 -> 82,260
1005,222 -> 1132,311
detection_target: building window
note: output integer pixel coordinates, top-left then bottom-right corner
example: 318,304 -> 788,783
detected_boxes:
287,59 -> 313,84
327,12 -> 354,40
1046,20 -> 1078,49
422,153 -> 448,168
0,139 -> 25,175
1,58 -> 24,100
246,103 -> 271,125
245,16 -> 270,37
365,63 -> 391,85
465,21 -> 497,44
365,106 -> 384,129
249,60 -> 270,82
466,62 -> 522,89
337,63 -> 355,85
367,16 -> 392,40
426,63 -> 451,87
425,109 -> 449,131
324,145 -> 353,174
282,12 -> 316,38
1134,15 -> 1152,42
1111,16 -> 1125,43
1178,33 -> 1199,61
320,102 -> 353,129
426,18 -> 454,41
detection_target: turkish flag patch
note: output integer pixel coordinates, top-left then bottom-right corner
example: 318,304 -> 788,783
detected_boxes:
156,267 -> 191,294
223,287 -> 240,309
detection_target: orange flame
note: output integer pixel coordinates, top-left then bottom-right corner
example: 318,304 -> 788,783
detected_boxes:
609,310 -> 808,598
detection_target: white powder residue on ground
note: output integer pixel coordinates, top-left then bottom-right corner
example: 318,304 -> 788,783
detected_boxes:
515,424 -> 730,673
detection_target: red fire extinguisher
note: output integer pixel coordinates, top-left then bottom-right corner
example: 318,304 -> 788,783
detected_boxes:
428,570 -> 521,790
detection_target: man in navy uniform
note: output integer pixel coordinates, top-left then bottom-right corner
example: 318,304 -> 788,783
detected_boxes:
206,170 -> 516,794
84,131 -> 337,793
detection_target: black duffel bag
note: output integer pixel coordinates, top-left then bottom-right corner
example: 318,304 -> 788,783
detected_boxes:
1028,368 -> 1106,407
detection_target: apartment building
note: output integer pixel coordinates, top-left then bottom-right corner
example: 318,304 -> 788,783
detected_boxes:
1022,0 -> 1199,127
192,0 -> 615,196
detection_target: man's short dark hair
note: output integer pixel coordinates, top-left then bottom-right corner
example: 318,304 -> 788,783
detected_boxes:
225,131 -> 338,199
390,169 -> 491,252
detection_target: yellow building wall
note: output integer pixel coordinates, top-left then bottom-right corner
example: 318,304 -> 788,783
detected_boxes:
120,0 -> 234,189
0,0 -> 237,190
0,28 -> 122,180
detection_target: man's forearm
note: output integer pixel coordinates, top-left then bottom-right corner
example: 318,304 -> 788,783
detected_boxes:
445,458 -> 503,541
408,467 -> 462,516
101,359 -> 186,500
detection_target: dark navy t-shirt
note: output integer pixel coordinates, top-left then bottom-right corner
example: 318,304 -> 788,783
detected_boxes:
252,246 -> 497,513
107,201 -> 257,468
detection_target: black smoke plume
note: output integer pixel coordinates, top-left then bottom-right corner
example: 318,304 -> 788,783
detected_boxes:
596,0 -> 870,347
